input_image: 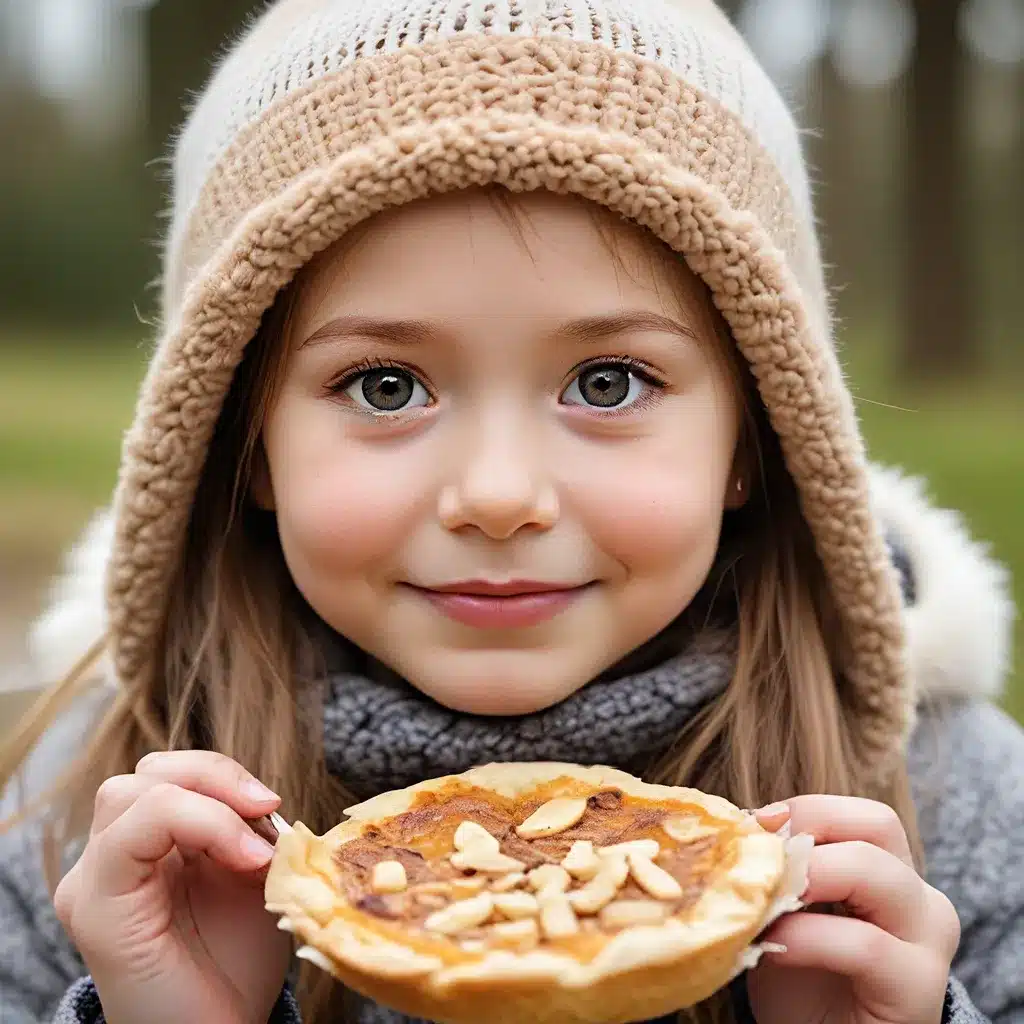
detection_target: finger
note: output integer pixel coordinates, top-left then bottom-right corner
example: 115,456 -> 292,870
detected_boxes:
135,750 -> 280,816
92,774 -> 278,884
91,754 -> 280,838
757,795 -> 914,868
90,774 -> 158,836
53,862 -> 81,928
92,783 -> 276,896
800,841 -> 928,941
927,886 -> 963,962
755,803 -> 791,832
762,910 -> 913,989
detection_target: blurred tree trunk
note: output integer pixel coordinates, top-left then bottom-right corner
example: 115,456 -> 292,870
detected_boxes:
905,0 -> 975,378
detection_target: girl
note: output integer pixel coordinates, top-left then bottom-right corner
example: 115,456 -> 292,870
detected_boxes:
1,1 -> 1020,1022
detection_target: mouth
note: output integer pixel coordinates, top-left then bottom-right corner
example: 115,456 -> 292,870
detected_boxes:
405,580 -> 594,629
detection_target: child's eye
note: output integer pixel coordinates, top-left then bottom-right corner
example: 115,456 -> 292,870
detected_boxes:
344,368 -> 431,413
560,362 -> 662,411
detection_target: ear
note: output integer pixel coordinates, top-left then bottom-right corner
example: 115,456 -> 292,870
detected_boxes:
249,443 -> 276,511
724,475 -> 748,511
724,440 -> 752,511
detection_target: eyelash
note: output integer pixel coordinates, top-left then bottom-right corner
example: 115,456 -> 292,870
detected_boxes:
567,355 -> 668,415
325,355 -> 669,415
326,357 -> 431,398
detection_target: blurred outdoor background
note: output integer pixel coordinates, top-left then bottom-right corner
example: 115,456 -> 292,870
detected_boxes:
0,0 -> 1021,729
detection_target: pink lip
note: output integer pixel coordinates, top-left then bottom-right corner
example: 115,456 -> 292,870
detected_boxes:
410,582 -> 590,628
428,580 -> 574,596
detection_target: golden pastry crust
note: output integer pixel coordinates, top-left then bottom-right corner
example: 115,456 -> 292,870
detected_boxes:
265,763 -> 788,1024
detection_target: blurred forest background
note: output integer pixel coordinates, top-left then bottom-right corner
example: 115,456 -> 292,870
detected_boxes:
0,0 -> 1021,725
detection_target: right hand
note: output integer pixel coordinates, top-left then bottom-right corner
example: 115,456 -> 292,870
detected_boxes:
54,751 -> 294,1024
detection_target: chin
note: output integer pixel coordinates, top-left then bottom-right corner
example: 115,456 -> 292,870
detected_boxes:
404,660 -> 594,717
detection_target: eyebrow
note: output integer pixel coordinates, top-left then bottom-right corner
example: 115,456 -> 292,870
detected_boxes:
298,310 -> 699,349
299,317 -> 435,348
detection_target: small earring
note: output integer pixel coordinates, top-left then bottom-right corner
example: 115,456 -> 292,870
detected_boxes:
735,478 -> 744,495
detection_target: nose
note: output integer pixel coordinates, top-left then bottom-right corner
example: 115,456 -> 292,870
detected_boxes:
438,416 -> 559,540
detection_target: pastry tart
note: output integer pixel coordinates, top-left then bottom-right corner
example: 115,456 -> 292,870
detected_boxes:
265,763 -> 811,1024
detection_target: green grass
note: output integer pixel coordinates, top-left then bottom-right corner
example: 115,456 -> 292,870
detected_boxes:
0,335 -> 1020,720
843,348 -> 1023,723
0,340 -> 146,558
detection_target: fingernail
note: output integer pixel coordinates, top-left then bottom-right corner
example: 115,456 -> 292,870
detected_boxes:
241,778 -> 279,803
247,815 -> 280,846
240,832 -> 276,866
757,802 -> 791,818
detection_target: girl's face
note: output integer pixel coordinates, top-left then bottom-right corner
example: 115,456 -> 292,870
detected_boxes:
258,189 -> 744,715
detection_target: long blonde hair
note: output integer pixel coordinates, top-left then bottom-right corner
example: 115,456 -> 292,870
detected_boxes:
1,199 -> 922,1023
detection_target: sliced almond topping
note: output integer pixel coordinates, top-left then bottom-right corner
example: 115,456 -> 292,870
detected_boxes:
561,840 -> 601,881
459,939 -> 488,954
488,918 -> 540,950
566,854 -> 629,915
516,797 -> 589,839
288,876 -> 340,925
424,893 -> 495,935
599,838 -> 661,860
526,864 -> 571,895
370,860 -> 408,894
663,815 -> 719,843
490,871 -> 527,893
413,891 -> 448,911
450,849 -> 526,874
450,876 -> 488,897
454,821 -> 500,853
414,881 -> 453,896
414,876 -> 485,898
627,851 -> 683,900
599,899 -> 670,929
492,891 -> 540,920
538,893 -> 579,939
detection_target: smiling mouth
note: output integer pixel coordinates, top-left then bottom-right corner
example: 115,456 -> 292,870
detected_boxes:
405,581 -> 594,628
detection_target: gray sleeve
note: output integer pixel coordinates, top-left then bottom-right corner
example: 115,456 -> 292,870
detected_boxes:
45,976 -> 304,1023
0,820 -> 88,1022
909,700 -> 1024,1024
0,696 -> 104,1022
49,977 -> 106,1024
945,976 -> 996,1023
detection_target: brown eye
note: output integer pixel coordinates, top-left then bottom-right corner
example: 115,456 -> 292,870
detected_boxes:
345,369 -> 429,412
562,363 -> 644,410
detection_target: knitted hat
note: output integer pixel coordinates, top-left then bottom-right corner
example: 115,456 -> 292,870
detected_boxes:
108,0 -> 908,781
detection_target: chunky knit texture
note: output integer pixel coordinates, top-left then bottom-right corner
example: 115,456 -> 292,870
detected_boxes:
46,975 -> 303,1024
106,0 -> 910,789
322,630 -> 735,798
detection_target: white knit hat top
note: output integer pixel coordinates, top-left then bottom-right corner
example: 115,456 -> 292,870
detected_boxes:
108,0 -> 908,783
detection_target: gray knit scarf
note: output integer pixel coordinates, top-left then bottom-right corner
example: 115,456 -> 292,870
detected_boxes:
315,625 -> 740,1024
320,628 -> 736,801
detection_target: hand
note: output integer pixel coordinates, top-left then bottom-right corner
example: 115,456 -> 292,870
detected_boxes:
54,751 -> 293,1024
746,796 -> 960,1024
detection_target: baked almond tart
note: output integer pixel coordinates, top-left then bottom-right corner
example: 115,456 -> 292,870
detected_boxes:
265,763 -> 811,1024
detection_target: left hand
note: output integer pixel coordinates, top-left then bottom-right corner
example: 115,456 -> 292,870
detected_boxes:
746,795 -> 961,1024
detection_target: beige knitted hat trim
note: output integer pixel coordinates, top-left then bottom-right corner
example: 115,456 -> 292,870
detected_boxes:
170,40 -> 816,320
109,34 -> 908,783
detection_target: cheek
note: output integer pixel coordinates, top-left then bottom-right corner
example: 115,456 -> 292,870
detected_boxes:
575,459 -> 724,572
567,410 -> 735,575
265,409 -> 429,578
